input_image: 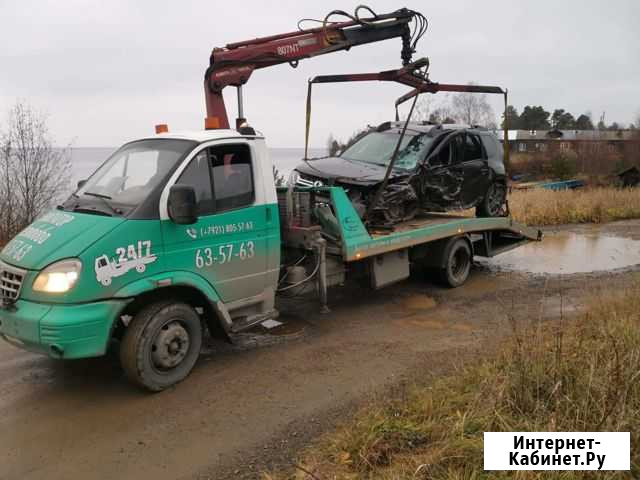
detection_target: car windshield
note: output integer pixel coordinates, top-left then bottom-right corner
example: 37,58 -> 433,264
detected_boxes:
340,131 -> 433,170
75,139 -> 195,211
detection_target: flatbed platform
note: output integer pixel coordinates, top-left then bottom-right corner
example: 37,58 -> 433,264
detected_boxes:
318,189 -> 542,261
279,186 -> 542,262
278,186 -> 543,306
369,213 -> 481,237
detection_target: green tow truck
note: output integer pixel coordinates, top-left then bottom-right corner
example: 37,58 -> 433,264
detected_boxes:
0,6 -> 541,390
0,128 -> 541,391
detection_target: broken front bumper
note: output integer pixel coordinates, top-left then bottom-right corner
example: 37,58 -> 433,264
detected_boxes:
0,299 -> 127,359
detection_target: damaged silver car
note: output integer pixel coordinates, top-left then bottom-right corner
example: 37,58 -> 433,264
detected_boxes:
290,121 -> 507,226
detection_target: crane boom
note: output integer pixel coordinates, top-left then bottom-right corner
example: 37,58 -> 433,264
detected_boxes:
204,7 -> 427,129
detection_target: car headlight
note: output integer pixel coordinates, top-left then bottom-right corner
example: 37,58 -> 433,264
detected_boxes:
287,170 -> 300,186
33,259 -> 82,293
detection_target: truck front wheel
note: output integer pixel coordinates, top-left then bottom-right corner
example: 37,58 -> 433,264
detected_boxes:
120,301 -> 202,392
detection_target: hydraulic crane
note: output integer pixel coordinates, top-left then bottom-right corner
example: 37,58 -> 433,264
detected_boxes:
203,6 -> 508,149
202,5 -> 511,225
203,6 -> 428,129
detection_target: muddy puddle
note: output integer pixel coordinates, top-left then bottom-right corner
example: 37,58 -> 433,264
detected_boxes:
480,231 -> 640,274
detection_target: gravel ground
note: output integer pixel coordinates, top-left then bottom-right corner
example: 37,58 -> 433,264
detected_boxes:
1,220 -> 639,480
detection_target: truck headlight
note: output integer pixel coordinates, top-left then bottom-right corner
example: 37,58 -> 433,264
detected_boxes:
33,259 -> 82,293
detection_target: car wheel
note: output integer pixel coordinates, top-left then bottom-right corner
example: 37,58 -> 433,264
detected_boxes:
120,301 -> 202,392
476,181 -> 507,217
439,237 -> 472,288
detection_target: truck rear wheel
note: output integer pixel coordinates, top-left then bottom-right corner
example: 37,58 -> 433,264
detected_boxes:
439,238 -> 472,288
120,301 -> 202,392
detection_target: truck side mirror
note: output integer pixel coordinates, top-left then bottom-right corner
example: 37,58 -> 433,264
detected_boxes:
168,185 -> 198,225
77,179 -> 87,189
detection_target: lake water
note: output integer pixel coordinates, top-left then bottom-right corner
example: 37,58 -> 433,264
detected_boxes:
66,146 -> 326,194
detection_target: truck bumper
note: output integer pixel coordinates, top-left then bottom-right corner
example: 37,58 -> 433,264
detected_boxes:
0,299 -> 127,359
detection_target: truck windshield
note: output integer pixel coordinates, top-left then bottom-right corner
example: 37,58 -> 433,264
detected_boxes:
341,131 -> 433,171
74,139 -> 195,212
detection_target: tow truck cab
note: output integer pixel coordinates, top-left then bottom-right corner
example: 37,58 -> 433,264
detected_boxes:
0,129 -> 282,390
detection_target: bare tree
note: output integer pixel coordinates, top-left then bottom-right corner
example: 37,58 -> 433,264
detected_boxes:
412,94 -> 455,123
428,106 -> 457,124
326,133 -> 341,156
0,101 -> 70,244
0,139 -> 16,242
412,96 -> 433,122
451,83 -> 496,128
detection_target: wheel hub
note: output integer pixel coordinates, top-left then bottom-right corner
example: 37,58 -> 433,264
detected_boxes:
152,322 -> 190,369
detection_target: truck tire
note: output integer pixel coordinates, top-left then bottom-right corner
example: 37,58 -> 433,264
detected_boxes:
120,301 -> 202,392
439,237 -> 472,288
476,181 -> 507,217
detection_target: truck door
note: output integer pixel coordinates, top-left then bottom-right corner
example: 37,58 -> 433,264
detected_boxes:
458,132 -> 491,207
161,142 -> 269,302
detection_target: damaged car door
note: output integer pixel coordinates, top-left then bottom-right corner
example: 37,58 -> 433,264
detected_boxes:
458,132 -> 491,208
422,131 -> 492,210
421,132 -> 465,209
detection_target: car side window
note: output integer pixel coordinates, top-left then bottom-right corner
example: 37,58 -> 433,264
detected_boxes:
480,134 -> 499,159
209,144 -> 255,212
430,140 -> 452,167
451,134 -> 465,165
176,150 -> 215,215
464,134 -> 484,161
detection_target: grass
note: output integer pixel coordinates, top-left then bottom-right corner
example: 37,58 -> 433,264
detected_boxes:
265,283 -> 640,479
507,187 -> 640,226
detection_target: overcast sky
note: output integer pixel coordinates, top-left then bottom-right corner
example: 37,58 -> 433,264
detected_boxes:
1,0 -> 638,147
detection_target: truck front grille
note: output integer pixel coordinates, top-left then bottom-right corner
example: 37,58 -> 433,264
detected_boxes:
0,260 -> 26,304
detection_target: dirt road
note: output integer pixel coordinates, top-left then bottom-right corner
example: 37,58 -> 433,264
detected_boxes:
1,221 -> 639,480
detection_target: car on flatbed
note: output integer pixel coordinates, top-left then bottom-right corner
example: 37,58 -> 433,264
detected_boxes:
290,121 -> 508,225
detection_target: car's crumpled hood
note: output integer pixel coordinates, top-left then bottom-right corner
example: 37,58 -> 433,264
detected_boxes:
295,156 -> 405,186
0,210 -> 125,270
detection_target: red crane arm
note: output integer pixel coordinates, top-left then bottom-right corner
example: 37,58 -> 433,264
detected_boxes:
307,58 -> 504,98
204,8 -> 426,129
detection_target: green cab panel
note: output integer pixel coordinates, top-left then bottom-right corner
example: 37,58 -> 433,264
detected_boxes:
161,203 -> 280,302
0,210 -> 124,270
22,218 -> 166,304
4,205 -> 281,306
112,271 -> 221,302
